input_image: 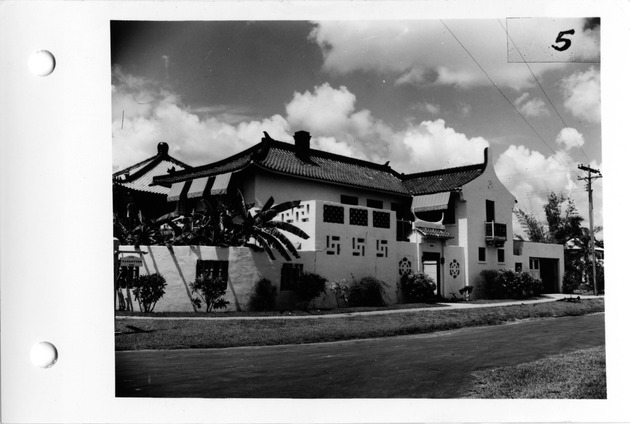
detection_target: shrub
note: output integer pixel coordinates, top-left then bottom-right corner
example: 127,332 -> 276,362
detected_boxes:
400,272 -> 436,302
520,271 -> 544,297
562,268 -> 582,294
248,278 -> 277,311
294,272 -> 327,304
189,274 -> 230,312
480,269 -> 504,299
131,273 -> 167,312
329,279 -> 351,308
481,269 -> 543,299
348,276 -> 387,307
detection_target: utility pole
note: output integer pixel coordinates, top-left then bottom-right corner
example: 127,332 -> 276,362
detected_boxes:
577,164 -> 602,295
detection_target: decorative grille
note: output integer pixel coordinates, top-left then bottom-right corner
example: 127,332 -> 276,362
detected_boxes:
349,208 -> 368,226
352,237 -> 366,256
326,235 -> 341,255
373,211 -> 391,228
323,204 -> 344,224
376,240 -> 388,258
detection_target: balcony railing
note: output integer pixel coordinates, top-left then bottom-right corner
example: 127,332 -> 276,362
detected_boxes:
485,221 -> 507,246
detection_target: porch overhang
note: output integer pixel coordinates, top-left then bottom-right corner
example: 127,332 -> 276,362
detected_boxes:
411,192 -> 450,213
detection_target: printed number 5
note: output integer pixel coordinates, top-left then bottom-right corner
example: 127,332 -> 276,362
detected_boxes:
551,29 -> 575,52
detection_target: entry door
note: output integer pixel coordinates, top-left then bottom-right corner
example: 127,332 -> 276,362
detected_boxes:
422,253 -> 440,296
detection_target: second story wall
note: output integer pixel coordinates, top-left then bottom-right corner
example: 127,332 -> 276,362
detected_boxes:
251,169 -> 410,213
460,150 -> 517,284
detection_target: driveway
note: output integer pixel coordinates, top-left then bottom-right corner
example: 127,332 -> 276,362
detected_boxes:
116,313 -> 605,398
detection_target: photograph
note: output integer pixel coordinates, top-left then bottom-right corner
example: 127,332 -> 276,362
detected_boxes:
111,18 -> 604,399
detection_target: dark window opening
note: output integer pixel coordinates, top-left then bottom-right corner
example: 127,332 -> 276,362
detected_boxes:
341,195 -> 359,205
196,260 -> 228,281
515,262 -> 523,272
366,199 -> 383,209
498,248 -> 505,263
281,263 -> 303,291
443,195 -> 456,225
486,200 -> 495,222
478,247 -> 486,262
414,210 -> 443,222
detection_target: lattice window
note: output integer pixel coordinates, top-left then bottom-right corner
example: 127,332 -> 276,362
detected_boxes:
373,211 -> 391,228
349,208 -> 368,226
323,204 -> 344,224
326,235 -> 341,255
352,237 -> 366,256
281,263 -> 303,291
376,240 -> 388,258
196,260 -> 228,280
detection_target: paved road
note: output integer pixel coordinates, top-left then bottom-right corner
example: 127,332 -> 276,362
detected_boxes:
116,313 -> 605,398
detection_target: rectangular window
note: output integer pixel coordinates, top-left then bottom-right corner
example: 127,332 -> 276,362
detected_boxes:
486,200 -> 495,222
349,208 -> 368,226
340,195 -> 359,205
478,247 -> 486,262
281,263 -> 303,291
366,199 -> 383,209
196,260 -> 228,281
323,204 -> 344,223
498,248 -> 505,263
373,211 -> 391,228
515,262 -> 523,272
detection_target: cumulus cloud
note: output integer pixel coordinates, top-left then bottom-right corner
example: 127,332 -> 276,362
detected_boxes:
113,71 -> 492,179
112,66 -> 290,170
514,93 -> 549,118
560,66 -> 601,123
399,120 -> 489,172
309,20 -> 563,90
556,127 -> 585,151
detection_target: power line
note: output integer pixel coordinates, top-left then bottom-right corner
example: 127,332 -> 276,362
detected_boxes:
440,20 -> 561,161
496,19 -> 592,164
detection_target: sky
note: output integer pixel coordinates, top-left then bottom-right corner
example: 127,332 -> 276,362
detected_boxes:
111,19 -> 603,237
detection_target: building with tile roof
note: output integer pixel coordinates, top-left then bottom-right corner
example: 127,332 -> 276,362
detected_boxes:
113,142 -> 191,221
142,131 -> 565,301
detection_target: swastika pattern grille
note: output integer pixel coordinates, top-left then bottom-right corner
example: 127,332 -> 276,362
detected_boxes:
326,235 -> 341,255
352,237 -> 366,256
376,240 -> 388,258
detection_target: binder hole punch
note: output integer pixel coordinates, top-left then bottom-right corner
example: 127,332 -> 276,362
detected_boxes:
30,341 -> 58,368
28,50 -> 56,76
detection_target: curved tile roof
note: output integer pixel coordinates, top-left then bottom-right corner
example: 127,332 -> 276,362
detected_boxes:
113,143 -> 191,195
402,163 -> 485,195
151,134 -> 487,197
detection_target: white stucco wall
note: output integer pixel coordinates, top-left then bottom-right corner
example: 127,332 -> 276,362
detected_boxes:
456,151 -> 517,297
118,243 -> 407,313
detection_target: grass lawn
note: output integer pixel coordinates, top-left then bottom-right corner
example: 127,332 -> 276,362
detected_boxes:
464,345 -> 606,399
114,301 -> 443,318
115,298 -> 604,351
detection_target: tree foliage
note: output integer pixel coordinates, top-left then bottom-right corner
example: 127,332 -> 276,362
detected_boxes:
114,190 -> 309,261
515,192 -> 603,292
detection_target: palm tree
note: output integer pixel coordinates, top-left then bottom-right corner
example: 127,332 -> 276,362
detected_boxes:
226,191 -> 309,261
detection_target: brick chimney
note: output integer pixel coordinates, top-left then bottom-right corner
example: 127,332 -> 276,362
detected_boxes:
293,130 -> 311,161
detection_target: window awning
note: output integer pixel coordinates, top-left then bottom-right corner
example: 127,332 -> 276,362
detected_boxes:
188,176 -> 211,199
210,173 -> 232,195
166,181 -> 188,202
411,192 -> 451,212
